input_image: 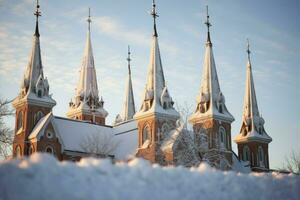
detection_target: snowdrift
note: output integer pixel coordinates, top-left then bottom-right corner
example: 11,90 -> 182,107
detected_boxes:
0,153 -> 299,200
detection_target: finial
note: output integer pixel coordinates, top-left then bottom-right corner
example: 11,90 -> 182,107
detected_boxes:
127,45 -> 132,75
204,5 -> 212,43
87,8 -> 92,31
150,0 -> 159,37
247,38 -> 251,63
34,0 -> 41,37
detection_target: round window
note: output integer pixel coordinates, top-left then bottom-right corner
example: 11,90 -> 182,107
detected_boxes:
46,131 -> 53,139
45,146 -> 54,154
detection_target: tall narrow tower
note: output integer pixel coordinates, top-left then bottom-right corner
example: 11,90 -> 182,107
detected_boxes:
12,0 -> 56,157
134,0 -> 180,164
234,40 -> 272,171
115,46 -> 136,124
188,7 -> 234,169
67,9 -> 108,125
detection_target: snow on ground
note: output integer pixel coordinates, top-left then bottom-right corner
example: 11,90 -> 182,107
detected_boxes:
0,154 -> 299,200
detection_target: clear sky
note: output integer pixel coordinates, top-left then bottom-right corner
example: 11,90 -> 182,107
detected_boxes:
0,0 -> 299,169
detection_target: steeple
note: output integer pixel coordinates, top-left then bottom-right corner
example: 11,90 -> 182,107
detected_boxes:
67,8 -> 108,125
189,6 -> 233,123
134,0 -> 179,119
235,40 -> 272,143
115,46 -> 136,124
14,0 -> 55,106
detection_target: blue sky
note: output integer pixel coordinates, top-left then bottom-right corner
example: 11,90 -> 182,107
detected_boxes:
0,0 -> 299,169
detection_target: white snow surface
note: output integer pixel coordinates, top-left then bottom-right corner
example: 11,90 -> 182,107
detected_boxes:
0,154 -> 299,200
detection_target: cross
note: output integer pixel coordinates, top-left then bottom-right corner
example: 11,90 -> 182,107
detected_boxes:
247,38 -> 251,60
34,0 -> 41,20
87,8 -> 92,31
151,0 -> 159,36
127,45 -> 132,74
204,6 -> 211,32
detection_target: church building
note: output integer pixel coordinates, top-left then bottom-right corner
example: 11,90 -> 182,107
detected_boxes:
11,1 -> 272,172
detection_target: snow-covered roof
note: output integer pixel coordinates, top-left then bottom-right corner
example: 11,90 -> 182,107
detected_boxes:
113,120 -> 138,160
28,113 -> 138,160
134,9 -> 179,120
234,43 -> 272,144
189,20 -> 234,124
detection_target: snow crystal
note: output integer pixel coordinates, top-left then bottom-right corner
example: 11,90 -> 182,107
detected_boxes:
0,153 -> 299,200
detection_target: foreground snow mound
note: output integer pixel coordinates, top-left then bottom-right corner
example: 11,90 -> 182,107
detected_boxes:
0,154 -> 299,200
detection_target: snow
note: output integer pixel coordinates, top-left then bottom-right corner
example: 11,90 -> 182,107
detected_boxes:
0,153 -> 299,200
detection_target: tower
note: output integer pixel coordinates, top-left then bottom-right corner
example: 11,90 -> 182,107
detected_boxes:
115,46 -> 136,124
188,7 -> 234,169
133,0 -> 180,164
234,40 -> 272,171
12,1 -> 56,157
67,8 -> 108,125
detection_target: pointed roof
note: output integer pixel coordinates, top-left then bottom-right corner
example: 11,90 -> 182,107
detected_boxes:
13,0 -> 56,108
67,9 -> 108,119
189,7 -> 233,123
134,0 -> 179,119
117,46 -> 136,123
234,40 -> 272,143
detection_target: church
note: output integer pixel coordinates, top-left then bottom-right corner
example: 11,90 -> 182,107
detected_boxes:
11,1 -> 272,172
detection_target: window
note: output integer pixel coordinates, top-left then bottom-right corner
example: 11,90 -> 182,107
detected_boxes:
46,131 -> 53,139
142,126 -> 150,145
219,127 -> 226,149
17,112 -> 23,131
161,123 -> 170,136
15,145 -> 22,157
45,146 -> 54,154
258,146 -> 264,167
29,145 -> 34,155
198,129 -> 208,150
243,146 -> 250,161
34,111 -> 44,125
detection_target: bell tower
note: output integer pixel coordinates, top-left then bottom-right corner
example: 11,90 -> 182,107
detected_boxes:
188,7 -> 234,169
134,0 -> 180,164
234,40 -> 272,171
67,8 -> 108,125
12,0 -> 56,157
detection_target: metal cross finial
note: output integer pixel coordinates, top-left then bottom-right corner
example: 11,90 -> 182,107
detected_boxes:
87,8 -> 92,31
151,0 -> 159,37
34,0 -> 41,37
205,5 -> 212,43
127,45 -> 132,74
247,38 -> 251,61
34,0 -> 41,19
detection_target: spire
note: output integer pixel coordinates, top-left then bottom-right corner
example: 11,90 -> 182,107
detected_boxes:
14,0 -> 56,107
189,7 -> 233,123
205,5 -> 211,44
234,40 -> 271,143
68,8 -> 108,121
34,0 -> 41,37
134,1 -> 179,119
151,0 -> 159,37
116,46 -> 136,123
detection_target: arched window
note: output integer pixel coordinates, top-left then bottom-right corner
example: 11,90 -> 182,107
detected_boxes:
15,145 -> 22,157
198,129 -> 208,150
17,112 -> 23,131
34,111 -> 44,126
243,145 -> 250,161
219,126 -> 226,149
142,125 -> 150,145
45,146 -> 54,155
29,145 -> 35,155
258,146 -> 264,167
161,123 -> 170,136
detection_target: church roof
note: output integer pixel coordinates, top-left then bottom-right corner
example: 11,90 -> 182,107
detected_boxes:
67,9 -> 108,118
234,41 -> 272,144
13,2 -> 56,108
189,7 -> 234,123
115,46 -> 136,124
134,1 -> 179,120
